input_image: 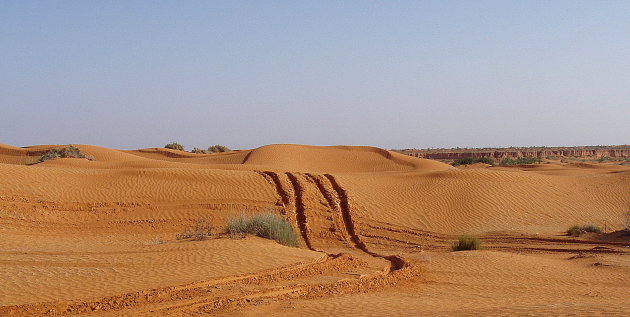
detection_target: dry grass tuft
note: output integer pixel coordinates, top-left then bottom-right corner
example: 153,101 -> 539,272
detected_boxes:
226,212 -> 297,247
451,235 -> 481,251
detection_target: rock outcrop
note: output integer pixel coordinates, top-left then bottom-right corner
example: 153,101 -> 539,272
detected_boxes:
397,146 -> 630,160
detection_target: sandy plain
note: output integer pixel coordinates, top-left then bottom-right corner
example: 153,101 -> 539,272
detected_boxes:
1,143 -> 629,316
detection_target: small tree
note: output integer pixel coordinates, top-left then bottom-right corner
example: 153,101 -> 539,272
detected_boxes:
165,142 -> 184,151
207,145 -> 230,153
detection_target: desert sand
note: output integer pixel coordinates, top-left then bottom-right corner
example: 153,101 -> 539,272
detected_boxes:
1,143 -> 629,316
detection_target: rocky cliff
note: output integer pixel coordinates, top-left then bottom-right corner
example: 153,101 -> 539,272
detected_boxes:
397,146 -> 630,160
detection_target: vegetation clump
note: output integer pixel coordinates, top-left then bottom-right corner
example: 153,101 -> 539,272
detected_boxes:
500,156 -> 542,166
226,212 -> 298,247
188,145 -> 231,154
451,235 -> 481,251
452,157 -> 495,166
37,145 -> 92,163
176,218 -> 213,241
567,224 -> 602,236
165,142 -> 185,151
207,145 -> 230,153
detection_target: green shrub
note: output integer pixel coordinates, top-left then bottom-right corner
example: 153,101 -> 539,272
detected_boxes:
207,145 -> 230,153
37,145 -> 91,163
226,212 -> 298,247
567,225 -> 583,236
177,218 -> 213,241
500,156 -> 541,166
451,235 -> 481,251
581,224 -> 602,233
452,157 -> 495,166
567,224 -> 602,236
452,157 -> 475,166
477,157 -> 495,165
165,142 -> 185,151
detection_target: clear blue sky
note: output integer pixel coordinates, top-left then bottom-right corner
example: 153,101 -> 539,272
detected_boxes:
1,1 -> 629,150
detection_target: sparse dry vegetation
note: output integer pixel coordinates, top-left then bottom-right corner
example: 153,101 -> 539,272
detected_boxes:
567,224 -> 602,236
176,218 -> 213,241
500,157 -> 542,166
188,145 -> 230,154
165,142 -> 185,151
452,157 -> 495,166
35,145 -> 93,164
207,145 -> 230,153
226,212 -> 298,247
451,235 -> 481,251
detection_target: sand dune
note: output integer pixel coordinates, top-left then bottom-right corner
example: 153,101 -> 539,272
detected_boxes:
1,143 -> 628,316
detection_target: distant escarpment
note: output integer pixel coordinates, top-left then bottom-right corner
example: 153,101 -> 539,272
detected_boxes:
396,145 -> 630,160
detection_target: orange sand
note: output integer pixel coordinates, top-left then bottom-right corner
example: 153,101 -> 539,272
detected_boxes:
1,143 -> 628,316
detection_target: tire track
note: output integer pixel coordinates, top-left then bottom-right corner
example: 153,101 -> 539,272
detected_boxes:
285,172 -> 314,250
256,171 -> 290,206
324,174 -> 409,271
256,171 -> 314,251
0,254 -> 363,317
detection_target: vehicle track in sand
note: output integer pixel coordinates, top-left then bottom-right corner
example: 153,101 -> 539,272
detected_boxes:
0,253 -> 364,316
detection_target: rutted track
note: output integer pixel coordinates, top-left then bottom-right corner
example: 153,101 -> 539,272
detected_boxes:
263,171 -> 413,272
0,253 -> 364,316
285,172 -> 315,250
3,171 -> 422,316
323,174 -> 409,271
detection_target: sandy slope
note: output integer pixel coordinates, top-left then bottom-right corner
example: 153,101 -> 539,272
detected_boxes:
1,143 -> 629,316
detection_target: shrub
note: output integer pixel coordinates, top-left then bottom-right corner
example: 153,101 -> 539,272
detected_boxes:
207,145 -> 230,153
190,147 -> 206,154
567,224 -> 602,236
176,218 -> 213,241
581,224 -> 602,233
226,212 -> 298,247
452,157 -> 475,166
165,142 -> 185,151
567,225 -> 583,236
452,157 -> 495,166
476,157 -> 495,165
500,156 -> 541,166
37,145 -> 91,163
451,235 -> 481,251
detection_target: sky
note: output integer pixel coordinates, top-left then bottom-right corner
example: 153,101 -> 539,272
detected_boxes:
1,1 -> 629,150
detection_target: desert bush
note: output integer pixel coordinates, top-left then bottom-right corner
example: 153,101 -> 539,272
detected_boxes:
226,212 -> 297,247
451,235 -> 481,251
207,145 -> 230,153
452,157 -> 475,166
190,147 -> 206,154
567,225 -> 583,236
165,142 -> 185,151
581,224 -> 602,233
37,145 -> 91,163
452,157 -> 494,166
176,218 -> 213,241
500,156 -> 541,166
567,224 -> 602,236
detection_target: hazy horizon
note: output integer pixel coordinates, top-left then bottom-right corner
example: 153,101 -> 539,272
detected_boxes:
2,1 -> 629,150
